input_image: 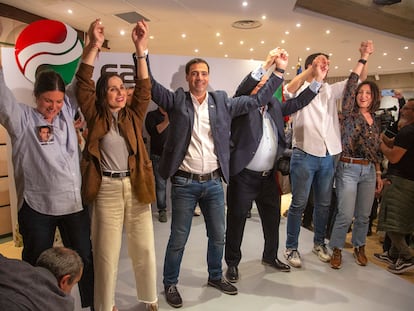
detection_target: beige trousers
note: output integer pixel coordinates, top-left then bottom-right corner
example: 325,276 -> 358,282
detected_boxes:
91,176 -> 157,311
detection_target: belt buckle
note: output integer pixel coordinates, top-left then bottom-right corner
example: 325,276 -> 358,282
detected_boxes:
262,170 -> 270,177
197,173 -> 208,183
119,172 -> 127,178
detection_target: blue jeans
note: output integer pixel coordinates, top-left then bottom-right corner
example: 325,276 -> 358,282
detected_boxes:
18,201 -> 94,308
329,161 -> 376,249
163,175 -> 225,286
286,148 -> 335,249
151,154 -> 167,211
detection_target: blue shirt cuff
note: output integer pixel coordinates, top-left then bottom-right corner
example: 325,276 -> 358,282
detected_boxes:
251,65 -> 267,81
309,80 -> 322,93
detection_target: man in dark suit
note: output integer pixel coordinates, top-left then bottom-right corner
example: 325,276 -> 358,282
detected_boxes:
147,48 -> 288,308
225,55 -> 327,282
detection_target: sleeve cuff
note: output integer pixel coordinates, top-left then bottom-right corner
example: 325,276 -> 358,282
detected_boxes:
251,65 -> 267,81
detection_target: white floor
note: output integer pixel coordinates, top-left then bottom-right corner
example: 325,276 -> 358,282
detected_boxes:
74,209 -> 414,311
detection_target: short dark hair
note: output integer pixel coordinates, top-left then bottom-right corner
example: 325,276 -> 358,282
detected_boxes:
95,72 -> 121,114
356,81 -> 380,113
185,58 -> 210,75
36,247 -> 83,285
33,70 -> 66,98
304,53 -> 330,69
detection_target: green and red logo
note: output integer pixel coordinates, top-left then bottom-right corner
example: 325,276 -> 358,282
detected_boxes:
14,20 -> 83,84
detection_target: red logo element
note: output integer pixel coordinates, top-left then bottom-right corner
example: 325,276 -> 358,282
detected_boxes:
15,20 -> 83,84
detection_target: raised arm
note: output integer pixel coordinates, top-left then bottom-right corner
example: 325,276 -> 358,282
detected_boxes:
81,19 -> 104,66
132,20 -> 149,80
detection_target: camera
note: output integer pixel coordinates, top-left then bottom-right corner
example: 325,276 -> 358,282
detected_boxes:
384,122 -> 397,138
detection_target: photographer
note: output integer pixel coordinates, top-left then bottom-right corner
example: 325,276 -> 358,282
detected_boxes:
377,98 -> 414,274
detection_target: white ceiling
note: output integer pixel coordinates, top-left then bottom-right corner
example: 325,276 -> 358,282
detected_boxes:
2,0 -> 414,78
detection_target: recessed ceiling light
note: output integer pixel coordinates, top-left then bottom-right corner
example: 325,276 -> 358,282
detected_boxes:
260,40 -> 265,44
347,58 -> 351,61
404,46 -> 409,50
149,36 -> 154,40
411,62 -> 414,65
249,48 -> 254,52
120,30 -> 125,36
224,54 -> 228,58
306,47 -> 310,51
296,23 -> 301,28
262,15 -> 267,20
281,39 -> 285,44
398,57 -> 402,61
378,65 -> 382,69
285,31 -> 289,35
181,33 -> 186,38
242,2 -> 248,7
194,49 -> 199,53
240,41 -> 244,45
216,32 -> 221,37
67,9 -> 73,14
219,41 -> 223,45
326,30 -> 330,34
334,66 -> 339,69
329,53 -> 333,56
383,52 -> 387,56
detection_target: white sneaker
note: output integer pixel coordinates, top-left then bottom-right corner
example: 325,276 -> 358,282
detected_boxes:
312,244 -> 331,262
284,248 -> 302,268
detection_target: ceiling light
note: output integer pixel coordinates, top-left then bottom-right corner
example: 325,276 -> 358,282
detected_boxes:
67,9 -> 73,14
404,46 -> 408,49
260,40 -> 265,44
194,49 -> 199,53
347,58 -> 352,61
120,30 -> 125,36
326,30 -> 330,34
296,23 -> 301,27
334,66 -> 339,69
306,47 -> 310,51
398,57 -> 402,61
261,15 -> 267,20
149,36 -> 154,40
240,41 -> 244,45
224,54 -> 228,58
216,33 -> 221,37
285,31 -> 290,35
242,1 -> 248,7
281,40 -> 285,44
219,41 -> 223,45
249,48 -> 254,52
378,65 -> 382,69
181,34 -> 186,38
383,52 -> 387,56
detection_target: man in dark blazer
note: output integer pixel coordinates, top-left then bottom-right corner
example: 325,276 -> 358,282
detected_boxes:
147,48 -> 288,308
225,56 -> 327,282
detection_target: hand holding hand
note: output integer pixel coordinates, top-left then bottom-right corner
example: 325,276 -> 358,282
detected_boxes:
359,40 -> 374,59
271,47 -> 289,71
312,55 -> 329,81
132,20 -> 149,54
87,19 -> 105,49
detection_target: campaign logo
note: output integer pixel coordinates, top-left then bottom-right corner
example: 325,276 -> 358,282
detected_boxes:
14,20 -> 83,84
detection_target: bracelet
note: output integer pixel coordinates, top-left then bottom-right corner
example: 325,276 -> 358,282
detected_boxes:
275,67 -> 285,74
136,55 -> 146,59
358,59 -> 367,65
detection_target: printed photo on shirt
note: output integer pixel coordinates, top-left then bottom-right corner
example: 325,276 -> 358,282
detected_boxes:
37,125 -> 54,144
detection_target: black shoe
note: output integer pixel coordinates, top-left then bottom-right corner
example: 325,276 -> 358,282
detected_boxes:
164,284 -> 183,308
207,278 -> 238,295
225,266 -> 239,283
158,210 -> 167,223
262,258 -> 291,272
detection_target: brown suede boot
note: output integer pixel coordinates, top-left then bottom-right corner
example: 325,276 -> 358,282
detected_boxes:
354,245 -> 368,266
330,248 -> 342,269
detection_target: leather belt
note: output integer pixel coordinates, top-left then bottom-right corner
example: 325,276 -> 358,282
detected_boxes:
244,168 -> 273,177
102,171 -> 130,178
174,169 -> 221,182
340,156 -> 370,166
